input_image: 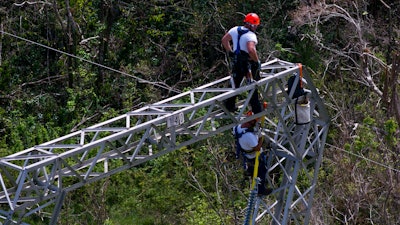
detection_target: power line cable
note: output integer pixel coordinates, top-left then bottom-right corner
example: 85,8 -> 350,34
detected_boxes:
326,143 -> 400,173
0,30 -> 181,94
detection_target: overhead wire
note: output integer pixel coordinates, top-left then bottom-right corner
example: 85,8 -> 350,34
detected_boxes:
0,30 -> 182,94
326,143 -> 400,173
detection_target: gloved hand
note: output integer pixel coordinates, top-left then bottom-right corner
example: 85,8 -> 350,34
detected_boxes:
250,60 -> 261,70
246,77 -> 255,84
250,60 -> 261,80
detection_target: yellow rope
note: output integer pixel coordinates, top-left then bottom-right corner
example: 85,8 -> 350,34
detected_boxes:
251,104 -> 266,189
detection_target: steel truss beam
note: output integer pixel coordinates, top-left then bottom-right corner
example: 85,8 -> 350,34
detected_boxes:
0,58 -> 329,224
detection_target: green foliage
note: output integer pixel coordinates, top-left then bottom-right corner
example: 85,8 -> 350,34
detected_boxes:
1,1 -> 400,224
184,195 -> 222,225
350,116 -> 379,153
384,118 -> 398,146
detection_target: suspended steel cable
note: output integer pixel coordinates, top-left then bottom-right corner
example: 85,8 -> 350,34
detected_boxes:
326,143 -> 400,173
0,30 -> 181,94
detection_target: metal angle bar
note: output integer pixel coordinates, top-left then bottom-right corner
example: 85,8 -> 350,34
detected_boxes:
144,82 -> 228,108
83,143 -> 106,180
0,196 -> 36,204
34,144 -> 82,149
193,89 -> 210,105
262,65 -> 294,71
301,128 -> 325,159
148,103 -> 193,108
126,116 -> 130,129
107,148 -> 130,165
24,197 -> 56,217
11,171 -> 27,209
50,190 -> 66,225
193,107 -> 214,137
280,161 -> 300,225
80,145 -> 94,162
172,125 -> 195,141
48,160 -> 61,191
1,132 -> 82,159
25,148 -> 55,156
32,132 -> 72,145
82,127 -> 128,132
0,165 -> 18,189
85,114 -> 128,129
193,75 -> 231,89
61,145 -> 119,174
59,156 -> 103,178
58,158 -> 84,182
88,130 -> 102,148
255,199 -> 279,222
14,190 -> 60,214
0,154 -> 55,163
262,58 -> 280,65
127,111 -> 170,116
303,124 -> 329,225
0,173 -> 13,210
291,184 -> 315,209
192,88 -> 232,92
130,127 -> 152,162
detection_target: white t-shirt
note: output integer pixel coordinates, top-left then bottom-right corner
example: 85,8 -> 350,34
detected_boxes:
228,26 -> 258,53
233,125 -> 258,159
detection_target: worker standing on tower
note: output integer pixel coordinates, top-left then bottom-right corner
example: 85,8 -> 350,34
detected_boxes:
222,13 -> 263,114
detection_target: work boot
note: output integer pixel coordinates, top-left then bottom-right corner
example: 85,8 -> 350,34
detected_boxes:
224,98 -> 237,112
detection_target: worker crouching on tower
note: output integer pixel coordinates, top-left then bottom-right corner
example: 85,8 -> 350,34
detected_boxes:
233,112 -> 272,196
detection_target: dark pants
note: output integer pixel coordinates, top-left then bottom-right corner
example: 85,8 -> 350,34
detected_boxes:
245,152 -> 268,194
224,53 -> 262,113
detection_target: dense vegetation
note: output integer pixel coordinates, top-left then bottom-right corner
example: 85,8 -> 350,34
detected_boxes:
0,0 -> 399,224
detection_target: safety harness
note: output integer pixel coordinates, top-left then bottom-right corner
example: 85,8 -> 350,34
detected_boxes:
234,26 -> 249,56
233,125 -> 255,168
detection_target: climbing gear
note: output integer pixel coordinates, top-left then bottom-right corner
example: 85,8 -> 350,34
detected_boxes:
251,137 -> 263,188
243,114 -> 266,225
294,96 -> 311,125
244,13 -> 260,25
234,26 -> 249,56
233,125 -> 255,168
287,64 -> 305,99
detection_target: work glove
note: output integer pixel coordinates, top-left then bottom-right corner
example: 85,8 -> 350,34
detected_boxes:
250,60 -> 261,80
246,77 -> 255,84
250,60 -> 261,70
227,51 -> 236,68
257,60 -> 261,71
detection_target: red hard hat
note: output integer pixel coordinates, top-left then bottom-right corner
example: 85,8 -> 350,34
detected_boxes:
244,13 -> 260,25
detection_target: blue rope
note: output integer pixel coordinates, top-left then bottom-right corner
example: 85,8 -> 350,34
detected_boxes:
243,189 -> 257,225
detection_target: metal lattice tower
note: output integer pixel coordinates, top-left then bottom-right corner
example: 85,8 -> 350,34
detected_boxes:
0,58 -> 329,225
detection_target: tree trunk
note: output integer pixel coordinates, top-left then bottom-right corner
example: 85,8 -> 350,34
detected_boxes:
65,0 -> 77,88
96,1 -> 120,91
390,52 -> 400,125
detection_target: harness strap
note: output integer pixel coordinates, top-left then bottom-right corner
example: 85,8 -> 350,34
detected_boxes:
234,126 -> 256,169
234,27 -> 249,55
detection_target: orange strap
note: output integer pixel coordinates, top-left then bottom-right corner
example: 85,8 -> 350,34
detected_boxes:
298,63 -> 303,88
